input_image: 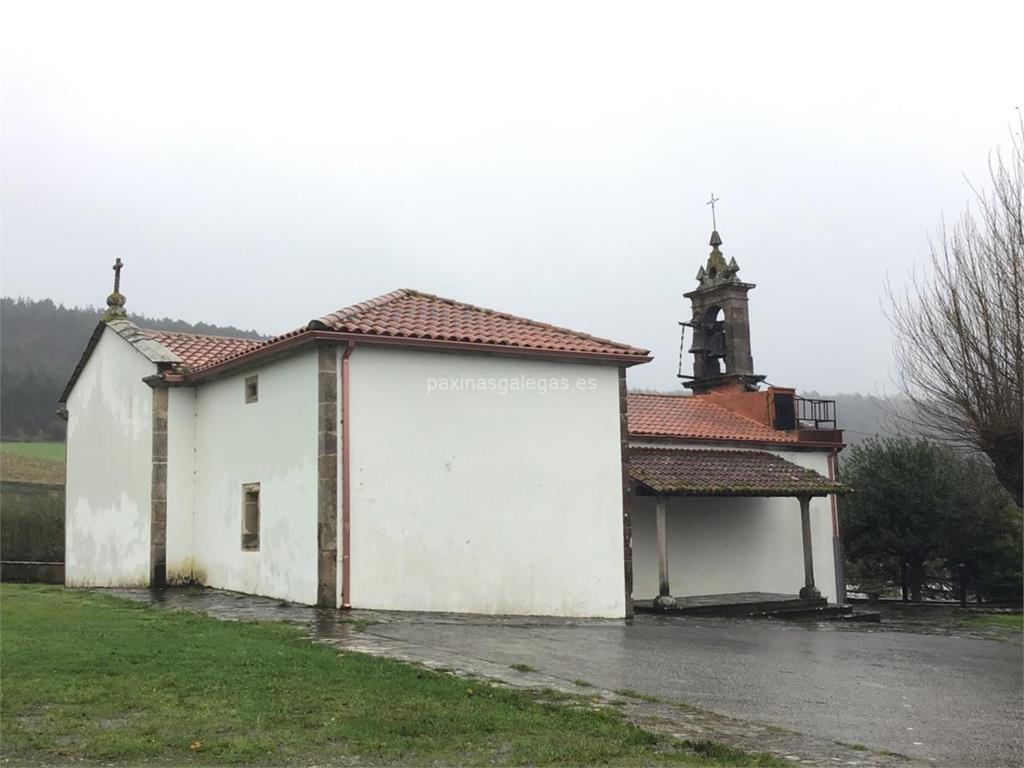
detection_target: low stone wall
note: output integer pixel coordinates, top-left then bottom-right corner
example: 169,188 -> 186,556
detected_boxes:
1,561 -> 65,583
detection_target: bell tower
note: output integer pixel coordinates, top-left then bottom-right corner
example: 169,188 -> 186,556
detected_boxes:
681,226 -> 764,393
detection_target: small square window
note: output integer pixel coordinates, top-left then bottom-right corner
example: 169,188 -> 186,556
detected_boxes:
241,483 -> 260,551
245,375 -> 259,403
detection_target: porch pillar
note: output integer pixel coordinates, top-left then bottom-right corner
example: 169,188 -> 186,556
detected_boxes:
653,495 -> 676,608
797,495 -> 821,600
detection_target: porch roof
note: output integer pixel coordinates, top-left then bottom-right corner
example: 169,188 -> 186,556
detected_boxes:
628,447 -> 850,497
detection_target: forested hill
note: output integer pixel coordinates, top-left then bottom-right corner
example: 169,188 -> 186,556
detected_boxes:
1,297 -> 264,441
3,296 -> 910,445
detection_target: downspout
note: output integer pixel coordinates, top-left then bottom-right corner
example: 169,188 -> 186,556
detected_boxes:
57,406 -> 69,586
341,342 -> 355,609
828,447 -> 847,605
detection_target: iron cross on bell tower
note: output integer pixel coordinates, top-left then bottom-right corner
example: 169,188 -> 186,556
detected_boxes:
706,193 -> 720,230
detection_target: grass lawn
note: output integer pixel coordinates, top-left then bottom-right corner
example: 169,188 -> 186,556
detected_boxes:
0,585 -> 782,766
956,612 -> 1023,632
0,441 -> 65,462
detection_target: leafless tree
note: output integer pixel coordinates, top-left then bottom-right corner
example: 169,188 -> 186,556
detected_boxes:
887,117 -> 1023,506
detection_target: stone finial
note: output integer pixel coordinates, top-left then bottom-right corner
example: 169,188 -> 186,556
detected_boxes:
102,258 -> 127,322
696,231 -> 741,289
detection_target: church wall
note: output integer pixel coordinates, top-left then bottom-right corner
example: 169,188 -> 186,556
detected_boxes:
630,445 -> 837,601
347,346 -> 627,618
165,387 -> 196,582
65,327 -> 156,587
191,349 -> 319,604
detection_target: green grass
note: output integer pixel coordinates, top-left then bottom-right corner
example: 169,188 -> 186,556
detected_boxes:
956,612 -> 1023,631
0,585 -> 783,766
615,688 -> 664,704
835,740 -> 869,751
0,441 -> 65,462
509,663 -> 536,673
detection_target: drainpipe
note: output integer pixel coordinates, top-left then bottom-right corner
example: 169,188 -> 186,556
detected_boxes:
828,448 -> 847,605
341,342 -> 355,609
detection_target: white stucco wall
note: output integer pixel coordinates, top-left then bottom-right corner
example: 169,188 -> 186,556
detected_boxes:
65,327 -> 156,586
166,387 -> 196,581
347,347 -> 627,617
191,350 -> 318,604
630,446 -> 838,601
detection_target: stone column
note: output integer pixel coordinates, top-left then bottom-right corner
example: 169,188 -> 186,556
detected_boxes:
653,495 -> 676,608
798,495 -> 820,599
317,345 -> 339,608
150,387 -> 168,588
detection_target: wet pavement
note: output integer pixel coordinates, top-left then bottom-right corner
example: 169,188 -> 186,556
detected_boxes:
101,588 -> 1023,767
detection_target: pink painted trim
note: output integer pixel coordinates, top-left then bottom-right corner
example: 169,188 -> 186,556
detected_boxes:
341,342 -> 355,609
180,330 -> 651,382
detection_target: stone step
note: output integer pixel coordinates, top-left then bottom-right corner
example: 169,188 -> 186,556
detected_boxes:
635,597 -> 828,617
750,604 -> 882,622
838,609 -> 883,623
750,604 -> 853,620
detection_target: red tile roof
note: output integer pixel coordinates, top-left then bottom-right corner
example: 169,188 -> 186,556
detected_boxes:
309,289 -> 650,357
629,447 -> 848,496
145,330 -> 263,370
628,392 -> 798,444
187,289 -> 650,374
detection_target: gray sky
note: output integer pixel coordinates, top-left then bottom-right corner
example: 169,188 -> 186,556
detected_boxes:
2,1 -> 1021,393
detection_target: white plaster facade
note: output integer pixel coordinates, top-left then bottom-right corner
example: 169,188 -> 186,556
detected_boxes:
188,350 -> 320,604
346,347 -> 626,617
64,322 -> 844,615
63,329 -> 629,616
629,444 -> 838,601
65,327 -> 156,586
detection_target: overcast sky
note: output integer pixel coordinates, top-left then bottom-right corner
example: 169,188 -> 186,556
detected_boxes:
2,1 -> 1021,393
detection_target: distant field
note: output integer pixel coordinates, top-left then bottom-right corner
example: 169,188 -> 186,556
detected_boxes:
0,442 -> 65,462
0,452 -> 64,485
0,442 -> 65,564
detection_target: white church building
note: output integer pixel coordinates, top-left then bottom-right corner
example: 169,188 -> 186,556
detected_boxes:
61,232 -> 847,619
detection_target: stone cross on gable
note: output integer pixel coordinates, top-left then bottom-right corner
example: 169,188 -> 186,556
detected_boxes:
103,258 -> 128,321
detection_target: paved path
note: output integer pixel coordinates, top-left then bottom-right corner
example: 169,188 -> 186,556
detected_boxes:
361,613 -> 1021,767
105,588 -> 1022,767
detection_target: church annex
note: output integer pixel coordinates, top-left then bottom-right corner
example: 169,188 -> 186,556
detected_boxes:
61,272 -> 648,617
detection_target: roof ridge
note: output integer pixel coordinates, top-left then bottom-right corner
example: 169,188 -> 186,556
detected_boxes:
399,288 -> 647,354
628,391 -> 778,429
143,328 -> 263,343
629,391 -> 691,398
311,288 -> 413,328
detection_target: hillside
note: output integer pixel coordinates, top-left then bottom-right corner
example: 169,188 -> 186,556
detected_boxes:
801,391 -> 908,446
0,298 -> 264,440
1,296 -> 920,446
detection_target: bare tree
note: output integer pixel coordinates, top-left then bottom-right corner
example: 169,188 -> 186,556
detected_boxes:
887,118 -> 1024,506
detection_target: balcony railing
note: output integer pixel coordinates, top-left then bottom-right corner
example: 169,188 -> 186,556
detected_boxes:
796,397 -> 837,430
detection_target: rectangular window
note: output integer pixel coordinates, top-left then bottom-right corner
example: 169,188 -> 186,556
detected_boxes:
245,375 -> 259,403
241,483 -> 260,551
